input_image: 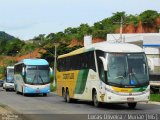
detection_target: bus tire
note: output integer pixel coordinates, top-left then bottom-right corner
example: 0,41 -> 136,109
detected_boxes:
43,93 -> 47,96
15,87 -> 19,94
128,102 -> 137,109
22,87 -> 26,96
62,89 -> 67,102
93,91 -> 100,107
150,88 -> 154,94
66,89 -> 71,103
150,87 -> 158,94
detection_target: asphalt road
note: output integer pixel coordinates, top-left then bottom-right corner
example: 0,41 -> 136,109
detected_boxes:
0,87 -> 160,120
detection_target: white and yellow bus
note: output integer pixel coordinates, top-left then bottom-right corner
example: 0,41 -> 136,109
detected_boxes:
56,42 -> 150,108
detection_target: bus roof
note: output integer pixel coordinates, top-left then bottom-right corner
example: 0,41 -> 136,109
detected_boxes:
7,66 -> 14,69
15,59 -> 49,66
58,42 -> 144,58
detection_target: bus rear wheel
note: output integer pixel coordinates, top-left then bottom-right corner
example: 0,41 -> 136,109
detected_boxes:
93,91 -> 100,107
128,103 -> 137,109
66,89 -> 71,103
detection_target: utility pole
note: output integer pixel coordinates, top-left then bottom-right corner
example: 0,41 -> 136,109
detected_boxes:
120,16 -> 123,42
29,50 -> 31,58
38,39 -> 58,87
113,16 -> 124,42
53,44 -> 57,87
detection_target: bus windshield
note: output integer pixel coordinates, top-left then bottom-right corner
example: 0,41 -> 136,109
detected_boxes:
6,69 -> 14,83
107,53 -> 149,87
26,65 -> 49,85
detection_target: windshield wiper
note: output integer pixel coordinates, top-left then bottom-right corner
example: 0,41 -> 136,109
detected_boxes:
114,75 -> 125,86
31,74 -> 37,85
38,75 -> 44,84
114,76 -> 125,79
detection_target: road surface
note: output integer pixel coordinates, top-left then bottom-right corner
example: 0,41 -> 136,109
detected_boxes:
0,87 -> 160,120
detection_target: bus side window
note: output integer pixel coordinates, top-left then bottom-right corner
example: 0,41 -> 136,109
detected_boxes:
96,50 -> 106,82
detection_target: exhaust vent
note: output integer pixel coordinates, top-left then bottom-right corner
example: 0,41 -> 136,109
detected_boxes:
84,35 -> 92,47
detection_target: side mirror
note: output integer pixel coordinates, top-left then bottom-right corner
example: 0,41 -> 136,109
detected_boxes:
22,67 -> 25,76
5,73 -> 7,77
49,67 -> 53,76
147,58 -> 154,72
99,57 -> 108,71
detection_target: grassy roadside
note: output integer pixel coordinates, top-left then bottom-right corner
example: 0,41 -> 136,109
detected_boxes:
150,94 -> 160,102
50,84 -> 57,92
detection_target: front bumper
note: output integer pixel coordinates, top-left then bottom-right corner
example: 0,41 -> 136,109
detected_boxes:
23,84 -> 50,94
4,84 -> 14,89
99,90 -> 150,103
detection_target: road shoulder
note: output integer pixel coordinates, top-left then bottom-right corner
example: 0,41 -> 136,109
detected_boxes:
149,101 -> 160,105
0,104 -> 25,120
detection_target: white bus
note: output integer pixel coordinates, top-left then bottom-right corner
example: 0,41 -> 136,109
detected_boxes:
144,45 -> 160,93
14,59 -> 51,96
3,66 -> 14,91
56,42 -> 150,108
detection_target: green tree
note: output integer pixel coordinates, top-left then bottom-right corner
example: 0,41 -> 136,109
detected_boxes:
46,33 -> 56,41
5,39 -> 25,56
76,24 -> 92,40
54,32 -> 66,42
111,11 -> 126,22
41,43 -> 82,66
0,40 -> 7,54
64,27 -> 78,35
125,14 -> 139,26
33,34 -> 46,41
139,10 -> 159,25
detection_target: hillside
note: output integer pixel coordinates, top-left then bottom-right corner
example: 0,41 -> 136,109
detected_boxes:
0,10 -> 160,79
15,48 -> 46,62
0,31 -> 16,41
0,48 -> 46,65
14,10 -> 160,68
116,17 -> 160,33
29,10 -> 160,48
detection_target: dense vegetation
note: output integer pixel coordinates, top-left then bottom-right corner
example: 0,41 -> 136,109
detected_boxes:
0,31 -> 16,41
33,10 -> 160,66
0,32 -> 25,56
0,10 -> 160,68
32,10 -> 160,44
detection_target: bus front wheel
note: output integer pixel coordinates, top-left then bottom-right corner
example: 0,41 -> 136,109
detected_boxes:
15,87 -> 19,94
93,91 -> 100,107
62,89 -> 66,102
128,103 -> 137,109
43,93 -> 47,96
22,87 -> 26,96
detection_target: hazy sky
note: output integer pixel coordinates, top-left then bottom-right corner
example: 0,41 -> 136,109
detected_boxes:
0,0 -> 159,40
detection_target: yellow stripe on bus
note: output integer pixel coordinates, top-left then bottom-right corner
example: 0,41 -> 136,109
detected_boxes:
56,70 -> 79,98
58,48 -> 85,58
112,86 -> 133,93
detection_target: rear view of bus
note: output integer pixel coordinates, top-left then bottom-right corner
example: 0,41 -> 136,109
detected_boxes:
14,59 -> 51,96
